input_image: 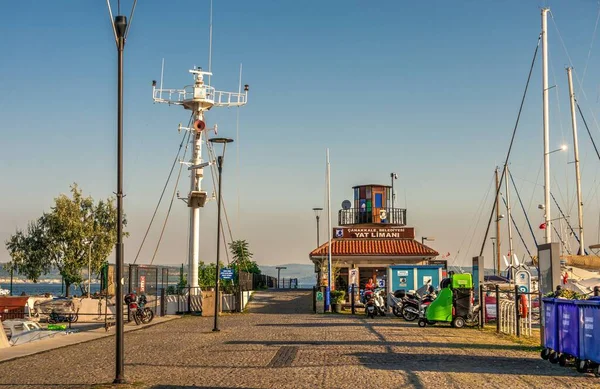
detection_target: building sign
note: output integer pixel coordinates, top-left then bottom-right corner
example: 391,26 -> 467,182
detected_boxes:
333,227 -> 415,239
140,276 -> 146,293
220,268 -> 234,280
349,269 -> 358,286
428,259 -> 447,269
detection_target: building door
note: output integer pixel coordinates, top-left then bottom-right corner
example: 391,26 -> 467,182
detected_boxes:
372,187 -> 386,223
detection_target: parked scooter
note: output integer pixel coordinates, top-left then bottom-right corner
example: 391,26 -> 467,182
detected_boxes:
125,293 -> 154,325
401,282 -> 437,321
388,289 -> 411,317
364,288 -> 386,318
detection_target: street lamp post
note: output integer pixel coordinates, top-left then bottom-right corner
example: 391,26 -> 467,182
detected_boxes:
390,173 -> 397,222
490,237 -> 496,275
312,208 -> 323,247
209,137 -> 234,332
106,3 -> 136,381
276,266 -> 287,288
421,236 -> 435,246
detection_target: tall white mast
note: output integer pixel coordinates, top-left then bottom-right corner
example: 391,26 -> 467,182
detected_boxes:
326,148 -> 332,310
542,8 -> 552,243
152,69 -> 249,293
566,67 -> 585,254
504,164 -> 515,277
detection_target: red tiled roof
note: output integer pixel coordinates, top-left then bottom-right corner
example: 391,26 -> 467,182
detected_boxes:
309,239 -> 439,257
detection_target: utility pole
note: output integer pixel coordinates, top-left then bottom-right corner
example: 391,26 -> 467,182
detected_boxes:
495,167 -> 502,275
566,67 -> 585,255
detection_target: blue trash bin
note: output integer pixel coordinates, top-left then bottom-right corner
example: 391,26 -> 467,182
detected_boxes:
555,299 -> 580,366
575,299 -> 600,375
541,298 -> 558,360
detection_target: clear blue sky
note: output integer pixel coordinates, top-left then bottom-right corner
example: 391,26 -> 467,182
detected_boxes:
2,0 -> 600,270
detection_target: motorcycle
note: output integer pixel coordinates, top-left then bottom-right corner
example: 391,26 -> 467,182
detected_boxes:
364,288 -> 386,318
401,283 -> 437,321
125,293 -> 154,325
388,289 -> 412,317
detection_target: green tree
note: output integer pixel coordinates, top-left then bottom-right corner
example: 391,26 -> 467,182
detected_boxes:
198,261 -> 217,287
228,239 -> 260,275
5,219 -> 52,282
5,184 -> 126,296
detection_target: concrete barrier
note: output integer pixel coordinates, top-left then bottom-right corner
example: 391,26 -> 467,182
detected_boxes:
0,324 -> 9,349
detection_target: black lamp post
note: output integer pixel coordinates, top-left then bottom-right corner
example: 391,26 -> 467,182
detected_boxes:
106,1 -> 137,382
312,207 -> 323,247
209,137 -> 234,332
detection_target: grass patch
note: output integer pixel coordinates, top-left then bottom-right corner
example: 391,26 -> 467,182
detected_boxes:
481,324 -> 543,351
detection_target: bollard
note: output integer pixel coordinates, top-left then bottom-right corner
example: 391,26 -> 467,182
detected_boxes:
495,285 -> 500,333
514,285 -> 521,337
160,288 -> 166,317
351,284 -> 355,315
479,285 -> 485,329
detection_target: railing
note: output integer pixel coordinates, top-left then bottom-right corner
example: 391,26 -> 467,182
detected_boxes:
484,284 -> 537,337
338,207 -> 407,226
152,85 -> 247,107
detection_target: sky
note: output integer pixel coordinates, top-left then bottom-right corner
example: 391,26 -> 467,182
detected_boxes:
3,0 -> 600,271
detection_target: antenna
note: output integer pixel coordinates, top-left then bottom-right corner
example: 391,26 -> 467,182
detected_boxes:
208,0 -> 213,85
160,58 -> 165,100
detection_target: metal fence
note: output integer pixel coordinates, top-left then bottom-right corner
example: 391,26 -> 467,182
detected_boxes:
238,272 -> 277,290
278,278 -> 299,289
481,284 -> 539,338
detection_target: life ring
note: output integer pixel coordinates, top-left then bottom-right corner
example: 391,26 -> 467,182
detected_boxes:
519,294 -> 528,318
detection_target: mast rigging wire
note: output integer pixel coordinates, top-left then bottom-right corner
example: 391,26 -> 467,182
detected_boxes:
501,196 -> 533,259
479,34 -> 541,256
134,114 -> 193,263
150,130 -> 193,265
508,168 -> 538,247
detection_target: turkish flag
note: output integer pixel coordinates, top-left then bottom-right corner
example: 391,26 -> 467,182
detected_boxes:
539,222 -> 546,230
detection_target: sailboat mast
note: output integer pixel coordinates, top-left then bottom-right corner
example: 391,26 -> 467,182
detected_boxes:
505,164 -> 515,277
326,148 -> 332,310
566,66 -> 585,254
495,167 -> 502,275
542,8 -> 552,244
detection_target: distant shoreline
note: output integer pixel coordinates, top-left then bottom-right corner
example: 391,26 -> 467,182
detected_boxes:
0,278 -> 100,285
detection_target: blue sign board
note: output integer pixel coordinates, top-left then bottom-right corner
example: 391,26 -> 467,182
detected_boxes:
220,268 -> 234,280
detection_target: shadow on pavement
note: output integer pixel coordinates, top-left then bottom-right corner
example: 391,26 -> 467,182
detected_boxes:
245,291 -> 312,314
350,351 -> 585,377
148,386 -> 261,389
224,339 -> 539,352
256,321 -> 419,328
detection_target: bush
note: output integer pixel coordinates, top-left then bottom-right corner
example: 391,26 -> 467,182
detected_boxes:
330,290 -> 346,304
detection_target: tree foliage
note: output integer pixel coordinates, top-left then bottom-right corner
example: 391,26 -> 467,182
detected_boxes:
228,240 -> 260,275
4,184 -> 126,296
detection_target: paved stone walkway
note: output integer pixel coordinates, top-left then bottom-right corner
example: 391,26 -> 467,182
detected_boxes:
0,290 -> 598,388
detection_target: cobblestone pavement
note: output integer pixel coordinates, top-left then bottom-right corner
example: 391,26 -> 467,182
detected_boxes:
0,290 -> 598,389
